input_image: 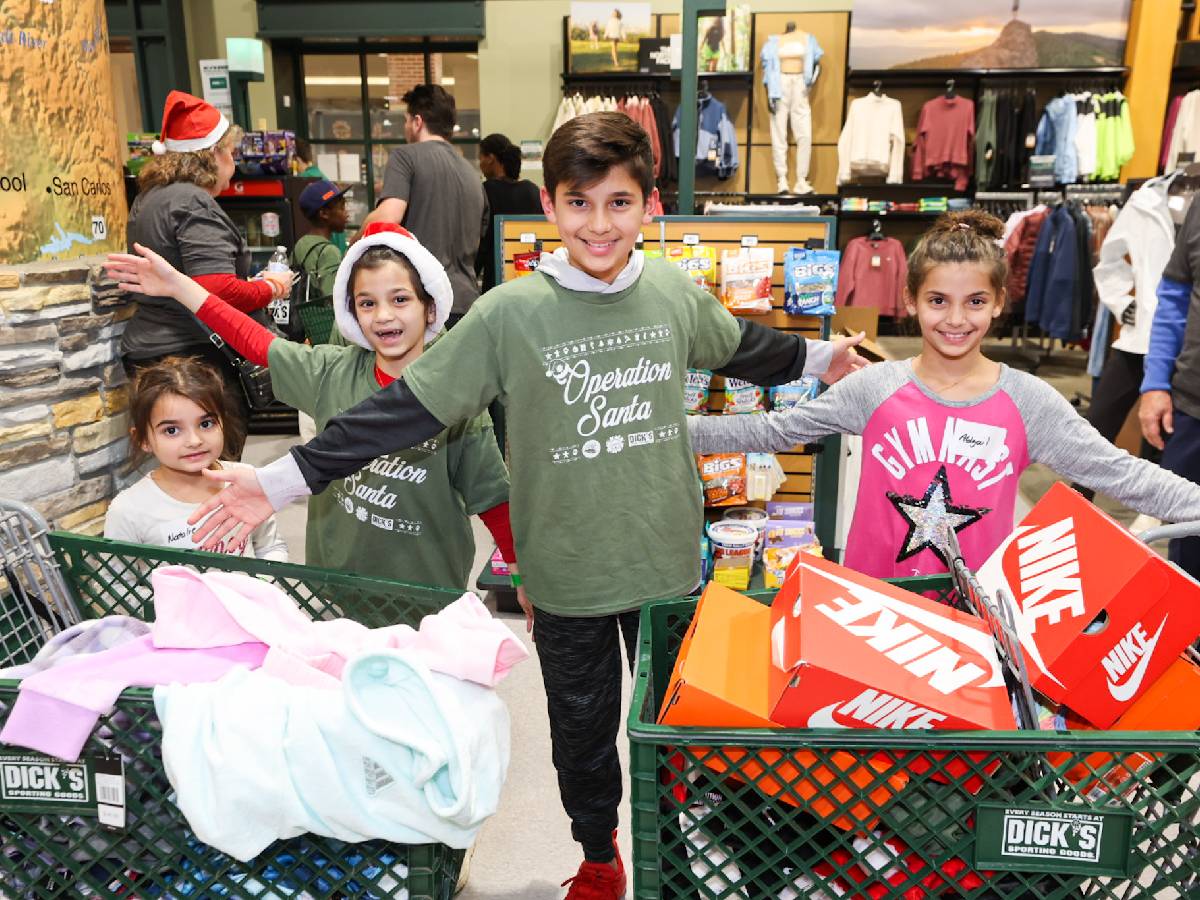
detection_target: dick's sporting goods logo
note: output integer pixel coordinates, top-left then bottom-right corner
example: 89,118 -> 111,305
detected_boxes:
807,688 -> 947,729
1100,617 -> 1167,702
1015,518 -> 1084,632
1001,809 -> 1103,863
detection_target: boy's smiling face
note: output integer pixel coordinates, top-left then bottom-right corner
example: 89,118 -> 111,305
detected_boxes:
541,166 -> 658,284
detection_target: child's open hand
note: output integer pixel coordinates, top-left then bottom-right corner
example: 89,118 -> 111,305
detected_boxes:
105,243 -> 209,312
822,331 -> 869,385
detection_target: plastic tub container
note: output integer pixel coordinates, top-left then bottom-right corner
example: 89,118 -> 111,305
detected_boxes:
705,521 -> 757,590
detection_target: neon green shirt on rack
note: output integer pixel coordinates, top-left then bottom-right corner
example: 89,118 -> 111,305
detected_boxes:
402,257 -> 742,616
267,341 -> 510,597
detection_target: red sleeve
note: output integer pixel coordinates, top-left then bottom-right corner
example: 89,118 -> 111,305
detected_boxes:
193,273 -> 273,312
478,502 -> 516,566
195,296 -> 277,366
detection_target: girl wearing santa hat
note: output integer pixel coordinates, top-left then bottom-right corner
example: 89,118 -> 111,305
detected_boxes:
106,224 -> 524,618
120,90 -> 293,457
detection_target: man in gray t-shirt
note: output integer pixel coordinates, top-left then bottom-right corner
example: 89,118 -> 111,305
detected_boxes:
362,84 -> 488,321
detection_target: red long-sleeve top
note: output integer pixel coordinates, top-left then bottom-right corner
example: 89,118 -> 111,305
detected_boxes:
193,273 -> 274,312
194,294 -> 517,564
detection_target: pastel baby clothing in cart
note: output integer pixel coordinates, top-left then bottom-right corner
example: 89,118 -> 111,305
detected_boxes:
155,651 -> 510,859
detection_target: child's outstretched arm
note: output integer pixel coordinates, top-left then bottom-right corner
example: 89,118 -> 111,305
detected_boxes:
688,362 -> 891,455
106,244 -> 277,366
1024,375 -> 1200,523
716,320 -> 867,387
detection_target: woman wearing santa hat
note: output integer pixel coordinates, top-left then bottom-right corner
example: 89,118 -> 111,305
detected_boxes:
120,90 -> 293,456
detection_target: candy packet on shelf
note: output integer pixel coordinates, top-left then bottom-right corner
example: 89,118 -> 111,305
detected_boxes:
784,247 -> 839,315
720,247 -> 775,314
723,378 -> 765,414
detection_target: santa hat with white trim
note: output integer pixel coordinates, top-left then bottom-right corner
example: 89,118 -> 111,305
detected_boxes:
333,222 -> 453,347
152,90 -> 230,155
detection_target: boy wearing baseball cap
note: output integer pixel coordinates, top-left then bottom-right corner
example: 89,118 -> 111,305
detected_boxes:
294,178 -> 351,302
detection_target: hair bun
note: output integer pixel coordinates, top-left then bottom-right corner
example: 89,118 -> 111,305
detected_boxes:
934,209 -> 1004,241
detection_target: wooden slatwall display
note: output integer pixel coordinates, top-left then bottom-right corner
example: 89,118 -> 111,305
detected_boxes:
495,214 -> 840,551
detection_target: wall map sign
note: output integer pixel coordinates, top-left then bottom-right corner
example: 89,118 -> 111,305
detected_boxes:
0,0 -> 127,264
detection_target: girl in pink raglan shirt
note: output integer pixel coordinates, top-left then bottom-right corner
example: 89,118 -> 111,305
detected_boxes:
689,210 -> 1200,579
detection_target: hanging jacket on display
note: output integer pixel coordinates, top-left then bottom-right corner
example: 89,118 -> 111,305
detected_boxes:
1003,206 -> 1049,307
673,95 -> 739,179
1035,96 -> 1079,185
1094,91 -> 1135,182
1093,175 -> 1176,355
911,95 -> 975,190
1025,205 -> 1081,339
835,235 -> 909,317
837,93 -> 905,184
760,32 -> 824,101
976,90 -> 998,187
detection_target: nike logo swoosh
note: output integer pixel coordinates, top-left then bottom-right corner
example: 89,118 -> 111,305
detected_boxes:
1107,616 -> 1168,702
806,703 -> 847,729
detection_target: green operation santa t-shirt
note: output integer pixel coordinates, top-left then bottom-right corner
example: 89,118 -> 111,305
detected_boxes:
267,341 -> 509,596
401,257 -> 742,616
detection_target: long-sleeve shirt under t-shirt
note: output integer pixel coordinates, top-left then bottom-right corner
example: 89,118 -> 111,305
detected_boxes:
688,360 -> 1200,579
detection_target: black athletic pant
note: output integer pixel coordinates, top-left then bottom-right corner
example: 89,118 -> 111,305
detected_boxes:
1161,408 -> 1200,581
1076,348 -> 1158,500
533,607 -> 640,863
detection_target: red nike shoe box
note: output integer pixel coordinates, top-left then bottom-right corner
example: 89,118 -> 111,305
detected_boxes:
768,553 -> 1016,732
976,483 -> 1200,728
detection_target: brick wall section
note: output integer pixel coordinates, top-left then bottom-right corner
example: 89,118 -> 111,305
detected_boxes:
386,52 -> 444,109
0,258 -> 134,536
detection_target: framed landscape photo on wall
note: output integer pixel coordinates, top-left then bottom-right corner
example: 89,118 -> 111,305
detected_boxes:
568,2 -> 652,73
849,0 -> 1130,70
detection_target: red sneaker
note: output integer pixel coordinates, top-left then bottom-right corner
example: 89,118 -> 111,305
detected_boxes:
561,832 -> 626,900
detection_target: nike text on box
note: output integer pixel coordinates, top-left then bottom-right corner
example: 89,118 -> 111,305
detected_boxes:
976,483 -> 1200,728
767,553 -> 1016,732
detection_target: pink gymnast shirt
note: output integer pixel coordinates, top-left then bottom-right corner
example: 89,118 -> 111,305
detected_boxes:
844,377 -> 1028,578
687,360 -> 1200,578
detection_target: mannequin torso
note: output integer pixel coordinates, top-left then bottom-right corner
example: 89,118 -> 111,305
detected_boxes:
777,32 -> 807,74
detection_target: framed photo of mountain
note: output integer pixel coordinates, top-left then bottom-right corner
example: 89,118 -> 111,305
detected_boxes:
848,0 -> 1130,70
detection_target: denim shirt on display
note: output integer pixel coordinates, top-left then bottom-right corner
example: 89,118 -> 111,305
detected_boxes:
760,33 -> 824,101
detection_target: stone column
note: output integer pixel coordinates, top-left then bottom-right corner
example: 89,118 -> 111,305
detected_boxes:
1,0 -> 133,528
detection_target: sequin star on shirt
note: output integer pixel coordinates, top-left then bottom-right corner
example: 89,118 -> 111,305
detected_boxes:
886,465 -> 990,564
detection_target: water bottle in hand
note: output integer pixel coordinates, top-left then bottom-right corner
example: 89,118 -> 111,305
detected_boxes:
266,246 -> 290,273
265,246 -> 292,325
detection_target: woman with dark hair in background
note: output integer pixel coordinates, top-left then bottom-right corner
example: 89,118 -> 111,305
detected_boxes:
476,133 -> 542,292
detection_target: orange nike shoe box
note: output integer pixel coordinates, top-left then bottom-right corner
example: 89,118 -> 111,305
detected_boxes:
657,581 -> 777,728
976,483 -> 1200,728
658,582 -> 909,830
768,554 -> 1016,732
1050,653 -> 1200,800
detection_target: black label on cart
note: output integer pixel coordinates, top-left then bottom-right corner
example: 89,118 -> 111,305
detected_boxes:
0,752 -> 125,828
974,802 -> 1133,877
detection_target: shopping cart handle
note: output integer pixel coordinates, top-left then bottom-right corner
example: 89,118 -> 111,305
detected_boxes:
1138,521 -> 1200,545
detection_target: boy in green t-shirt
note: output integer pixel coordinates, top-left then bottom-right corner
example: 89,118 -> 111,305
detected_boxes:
293,178 -> 350,303
181,112 -> 865,898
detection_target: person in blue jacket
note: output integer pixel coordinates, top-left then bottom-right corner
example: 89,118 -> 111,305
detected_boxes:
1141,193 -> 1200,578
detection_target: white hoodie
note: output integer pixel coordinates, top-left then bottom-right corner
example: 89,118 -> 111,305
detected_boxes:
1093,175 -> 1178,355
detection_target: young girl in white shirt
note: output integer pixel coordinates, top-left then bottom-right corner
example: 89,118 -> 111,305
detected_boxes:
104,356 -> 287,560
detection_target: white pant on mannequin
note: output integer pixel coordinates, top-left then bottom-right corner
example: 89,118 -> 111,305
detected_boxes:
771,72 -> 812,193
